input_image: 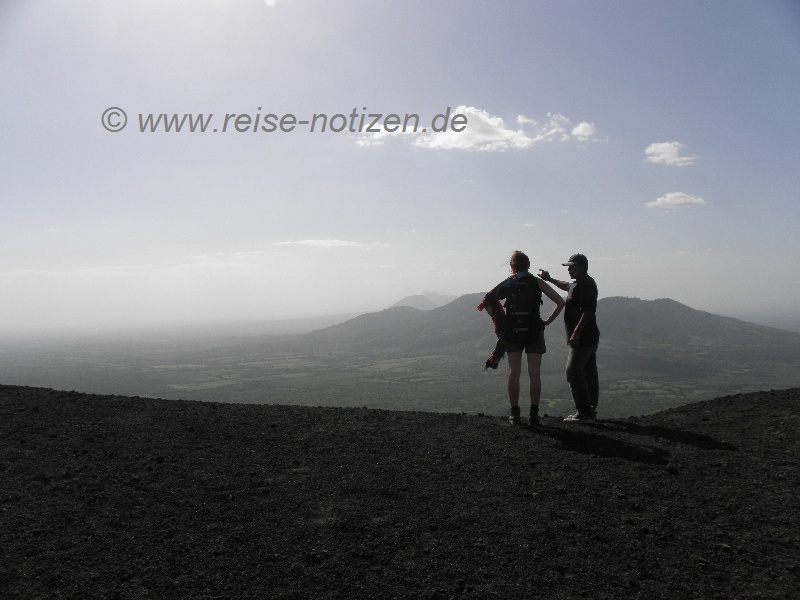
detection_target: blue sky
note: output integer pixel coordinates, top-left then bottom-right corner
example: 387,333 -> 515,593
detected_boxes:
1,0 -> 799,335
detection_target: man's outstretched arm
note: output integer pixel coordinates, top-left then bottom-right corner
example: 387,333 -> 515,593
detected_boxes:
538,270 -> 570,292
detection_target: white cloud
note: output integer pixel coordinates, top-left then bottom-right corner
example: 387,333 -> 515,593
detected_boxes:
273,239 -> 365,247
414,107 -> 535,151
571,121 -> 597,141
184,251 -> 264,262
412,107 -> 598,152
230,250 -> 265,259
0,265 -> 153,284
355,127 -> 409,147
644,141 -> 697,166
534,113 -> 573,143
0,258 -> 260,285
646,192 -> 706,209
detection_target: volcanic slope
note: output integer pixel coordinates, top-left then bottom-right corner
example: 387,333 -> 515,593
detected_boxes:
1,384 -> 798,599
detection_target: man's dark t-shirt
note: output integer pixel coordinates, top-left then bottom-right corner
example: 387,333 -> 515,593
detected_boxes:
564,275 -> 600,347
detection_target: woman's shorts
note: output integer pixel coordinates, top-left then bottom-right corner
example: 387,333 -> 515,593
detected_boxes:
506,331 -> 546,355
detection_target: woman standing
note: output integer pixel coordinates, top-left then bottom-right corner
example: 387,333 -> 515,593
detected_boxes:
481,251 -> 565,426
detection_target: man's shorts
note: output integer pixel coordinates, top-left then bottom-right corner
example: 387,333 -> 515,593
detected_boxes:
506,331 -> 546,355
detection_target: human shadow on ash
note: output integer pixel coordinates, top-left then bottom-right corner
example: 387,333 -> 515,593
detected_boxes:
535,424 -> 671,465
592,420 -> 738,451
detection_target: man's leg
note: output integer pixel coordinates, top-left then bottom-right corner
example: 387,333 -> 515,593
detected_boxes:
507,351 -> 523,424
565,345 -> 594,416
586,345 -> 599,411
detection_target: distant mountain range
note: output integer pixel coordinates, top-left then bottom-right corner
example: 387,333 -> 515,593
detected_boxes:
304,294 -> 800,415
390,292 -> 459,310
311,293 -> 800,359
309,293 -> 485,353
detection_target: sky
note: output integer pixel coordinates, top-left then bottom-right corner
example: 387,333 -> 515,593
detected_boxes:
2,0 -> 800,336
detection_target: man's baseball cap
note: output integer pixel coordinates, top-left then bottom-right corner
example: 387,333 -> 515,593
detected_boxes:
562,253 -> 588,268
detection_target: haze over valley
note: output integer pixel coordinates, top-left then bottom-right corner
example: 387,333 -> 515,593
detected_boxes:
3,293 -> 798,419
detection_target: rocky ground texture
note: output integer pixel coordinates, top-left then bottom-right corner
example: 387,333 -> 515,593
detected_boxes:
1,384 -> 798,599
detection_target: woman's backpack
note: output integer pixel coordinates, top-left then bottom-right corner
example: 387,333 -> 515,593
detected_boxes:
503,275 -> 543,344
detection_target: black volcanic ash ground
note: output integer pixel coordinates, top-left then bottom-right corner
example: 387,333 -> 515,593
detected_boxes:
1,384 -> 798,599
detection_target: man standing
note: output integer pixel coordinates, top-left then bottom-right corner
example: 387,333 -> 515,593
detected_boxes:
539,253 -> 599,423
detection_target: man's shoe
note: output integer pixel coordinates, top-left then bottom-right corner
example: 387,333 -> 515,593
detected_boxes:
564,412 -> 595,424
529,408 -> 540,427
509,414 -> 523,426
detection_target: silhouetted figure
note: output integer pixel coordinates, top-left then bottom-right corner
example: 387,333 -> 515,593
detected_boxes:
480,251 -> 565,426
539,253 -> 600,423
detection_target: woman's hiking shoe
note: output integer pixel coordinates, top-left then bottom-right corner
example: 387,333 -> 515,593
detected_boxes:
564,411 -> 595,424
529,407 -> 540,427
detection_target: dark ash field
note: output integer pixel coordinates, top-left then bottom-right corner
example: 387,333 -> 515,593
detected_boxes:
1,384 -> 797,599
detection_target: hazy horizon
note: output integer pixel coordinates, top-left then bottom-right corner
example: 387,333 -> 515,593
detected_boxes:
2,1 -> 799,337
3,291 -> 799,341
